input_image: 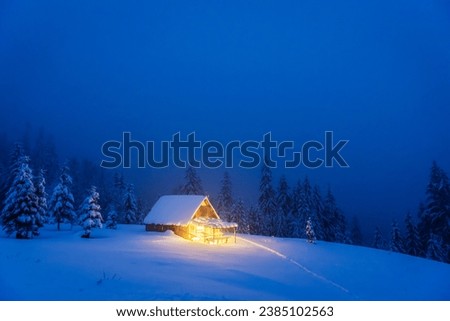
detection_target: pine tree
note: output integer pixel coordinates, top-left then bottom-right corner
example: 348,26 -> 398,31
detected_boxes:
0,143 -> 24,207
113,172 -> 126,214
290,179 -> 304,238
311,185 -> 324,240
372,227 -> 385,249
334,211 -> 348,244
276,175 -> 291,237
390,220 -> 404,253
78,186 -> 103,238
297,177 -> 313,238
307,185 -> 348,244
247,206 -> 261,235
424,162 -> 450,261
418,162 -> 450,262
105,206 -> 118,229
135,197 -> 145,224
258,164 -> 276,236
181,167 -> 204,195
1,156 -> 43,238
321,187 -> 339,242
404,212 -> 421,257
349,216 -> 363,245
67,157 -> 82,206
417,202 -> 428,255
306,217 -> 316,244
34,169 -> 48,223
48,166 -> 77,230
426,233 -> 445,262
231,198 -> 245,232
216,172 -> 234,222
123,184 -> 138,224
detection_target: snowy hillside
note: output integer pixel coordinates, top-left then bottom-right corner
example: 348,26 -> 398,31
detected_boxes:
0,225 -> 448,300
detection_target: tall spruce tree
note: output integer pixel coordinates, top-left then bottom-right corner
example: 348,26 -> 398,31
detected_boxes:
290,180 -> 304,238
390,220 -> 404,253
247,206 -> 261,235
311,185 -> 324,240
290,177 -> 315,239
78,186 -> 103,238
112,172 -> 126,215
426,233 -> 446,262
258,164 -> 276,236
404,212 -> 421,257
372,227 -> 385,249
298,177 -> 313,238
181,167 -> 204,195
322,187 -> 341,242
276,175 -> 291,237
0,143 -> 24,206
216,172 -> 234,222
34,169 -> 48,223
417,202 -> 428,254
48,166 -> 77,230
231,198 -> 245,231
2,156 -> 43,238
422,162 -> 450,262
123,184 -> 138,224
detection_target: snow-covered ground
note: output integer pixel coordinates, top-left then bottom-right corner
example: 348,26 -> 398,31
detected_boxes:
0,225 -> 448,300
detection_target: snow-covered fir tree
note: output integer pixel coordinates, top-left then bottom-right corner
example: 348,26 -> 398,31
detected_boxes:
122,184 -> 138,224
293,177 -> 313,239
276,175 -> 291,237
404,212 -> 421,257
48,166 -> 77,230
305,217 -> 316,244
135,197 -> 146,224
321,187 -> 346,242
78,186 -> 103,238
0,143 -> 24,206
419,161 -> 450,262
334,213 -> 348,243
290,179 -> 304,238
372,227 -> 385,249
231,198 -> 245,232
258,163 -> 276,236
247,206 -> 261,235
1,156 -> 43,238
426,233 -> 446,262
311,185 -> 324,240
390,220 -> 404,253
113,172 -> 126,213
181,167 -> 204,195
34,169 -> 48,223
216,172 -> 234,222
104,206 -> 118,229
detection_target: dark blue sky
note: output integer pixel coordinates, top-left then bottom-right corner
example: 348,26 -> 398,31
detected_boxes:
1,0 -> 450,233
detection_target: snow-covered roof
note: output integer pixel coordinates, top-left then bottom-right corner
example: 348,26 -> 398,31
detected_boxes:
143,195 -> 220,225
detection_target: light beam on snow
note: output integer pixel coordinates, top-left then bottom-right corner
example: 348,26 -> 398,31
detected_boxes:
239,237 -> 355,297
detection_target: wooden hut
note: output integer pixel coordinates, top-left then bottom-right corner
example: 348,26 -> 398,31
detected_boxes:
144,195 -> 237,244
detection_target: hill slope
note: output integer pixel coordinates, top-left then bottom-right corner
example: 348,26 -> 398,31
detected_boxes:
0,225 -> 448,300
